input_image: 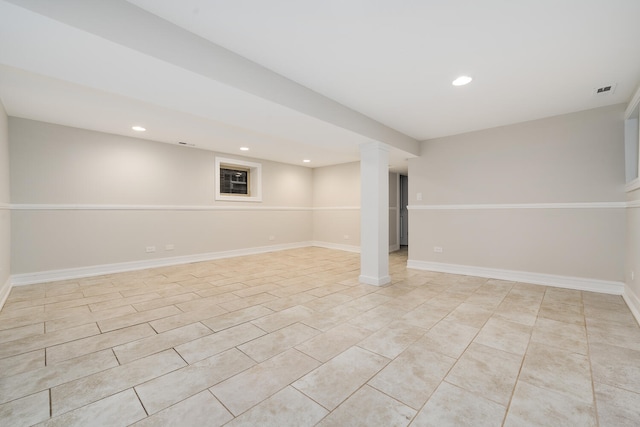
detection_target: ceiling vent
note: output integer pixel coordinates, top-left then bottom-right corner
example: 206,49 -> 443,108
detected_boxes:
592,83 -> 617,97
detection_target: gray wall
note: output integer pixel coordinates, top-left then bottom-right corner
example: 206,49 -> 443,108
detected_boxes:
409,104 -> 627,282
9,118 -> 313,274
0,102 -> 10,300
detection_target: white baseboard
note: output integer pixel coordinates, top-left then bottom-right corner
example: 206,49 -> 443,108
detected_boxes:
623,285 -> 640,326
11,242 -> 313,286
407,259 -> 625,295
0,276 -> 11,311
359,274 -> 391,286
310,241 -> 361,253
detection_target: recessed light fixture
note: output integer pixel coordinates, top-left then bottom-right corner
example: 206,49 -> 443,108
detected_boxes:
303,159 -> 311,163
240,147 -> 250,151
132,126 -> 146,132
452,76 -> 473,86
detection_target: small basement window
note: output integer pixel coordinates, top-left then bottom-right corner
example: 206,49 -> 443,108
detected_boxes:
215,157 -> 262,202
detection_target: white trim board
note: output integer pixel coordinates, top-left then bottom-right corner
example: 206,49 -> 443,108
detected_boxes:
408,202 -> 627,210
0,277 -> 11,311
11,242 -> 313,286
10,204 -> 313,211
406,259 -> 624,295
309,241 -> 360,253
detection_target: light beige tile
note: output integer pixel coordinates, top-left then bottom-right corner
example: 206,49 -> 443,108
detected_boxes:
520,342 -> 593,403
131,390 -> 233,427
531,317 -> 588,354
473,316 -> 532,356
504,381 -> 596,427
211,349 -> 320,416
226,386 -> 327,427
45,305 -> 136,332
0,323 -> 99,359
416,319 -> 479,359
0,349 -> 45,378
148,304 -> 228,333
369,347 -> 455,410
296,323 -> 370,362
44,292 -> 122,312
542,287 -> 583,306
412,381 -> 506,427
444,303 -> 493,328
113,322 -> 212,364
590,342 -> 640,394
0,306 -> 89,332
131,292 -> 200,312
303,293 -> 353,312
261,292 -> 317,312
202,305 -> 273,332
445,343 -> 522,406
46,323 -> 155,364
238,322 -> 319,363
251,305 -> 315,333
0,322 -> 44,344
594,382 -> 640,427
538,301 -> 585,325
348,305 -> 406,332
357,320 -> 426,359
0,390 -> 50,427
175,322 -> 265,364
400,302 -> 449,329
0,349 -> 118,405
3,292 -> 84,312
97,305 -> 181,332
339,293 -> 392,312
176,292 -> 240,312
300,305 -> 361,331
317,385 -> 415,427
292,346 -> 389,411
51,349 -> 185,416
41,388 -> 146,427
135,348 -> 255,415
219,292 -> 277,311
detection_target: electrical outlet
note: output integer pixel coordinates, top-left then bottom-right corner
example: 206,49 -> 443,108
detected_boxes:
146,246 -> 156,253
268,235 -> 275,241
165,244 -> 175,251
417,192 -> 423,201
344,235 -> 350,240
433,246 -> 443,253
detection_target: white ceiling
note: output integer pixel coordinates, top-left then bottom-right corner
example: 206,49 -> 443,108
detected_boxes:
1,0 -> 640,172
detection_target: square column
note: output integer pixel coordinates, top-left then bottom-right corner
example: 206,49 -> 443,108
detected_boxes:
359,141 -> 390,285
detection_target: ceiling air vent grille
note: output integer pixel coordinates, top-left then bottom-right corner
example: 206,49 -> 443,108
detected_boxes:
592,83 -> 617,97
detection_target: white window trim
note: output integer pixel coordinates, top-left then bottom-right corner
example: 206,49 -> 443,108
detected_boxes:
215,157 -> 262,202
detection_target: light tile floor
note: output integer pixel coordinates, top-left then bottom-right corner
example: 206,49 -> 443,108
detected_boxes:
1,247 -> 640,426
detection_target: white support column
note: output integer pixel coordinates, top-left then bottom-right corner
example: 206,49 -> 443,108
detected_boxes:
359,141 -> 390,286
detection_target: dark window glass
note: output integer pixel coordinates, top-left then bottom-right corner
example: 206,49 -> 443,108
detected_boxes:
220,167 -> 248,195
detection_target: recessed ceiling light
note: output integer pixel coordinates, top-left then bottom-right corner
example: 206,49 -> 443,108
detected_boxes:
452,76 -> 472,86
303,159 -> 311,163
240,147 -> 250,151
132,126 -> 146,132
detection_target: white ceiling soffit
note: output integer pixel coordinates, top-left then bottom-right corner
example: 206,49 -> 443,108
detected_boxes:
0,0 -> 419,171
128,0 -> 640,140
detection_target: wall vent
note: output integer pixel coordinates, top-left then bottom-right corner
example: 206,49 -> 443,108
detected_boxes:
593,83 -> 617,97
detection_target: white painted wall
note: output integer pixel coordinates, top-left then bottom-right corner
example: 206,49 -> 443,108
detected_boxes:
9,118 -> 313,277
0,102 -> 10,306
311,162 -> 360,250
626,188 -> 640,318
409,104 -> 627,286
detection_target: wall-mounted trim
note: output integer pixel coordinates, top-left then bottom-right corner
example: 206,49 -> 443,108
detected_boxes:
625,85 -> 640,119
312,206 -> 360,211
626,178 -> 640,193
0,277 -> 11,311
11,242 -> 313,286
406,259 -> 624,295
10,204 -> 314,211
309,241 -> 360,253
408,202 -> 627,210
628,200 -> 640,208
623,285 -> 640,326
0,203 -> 10,210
